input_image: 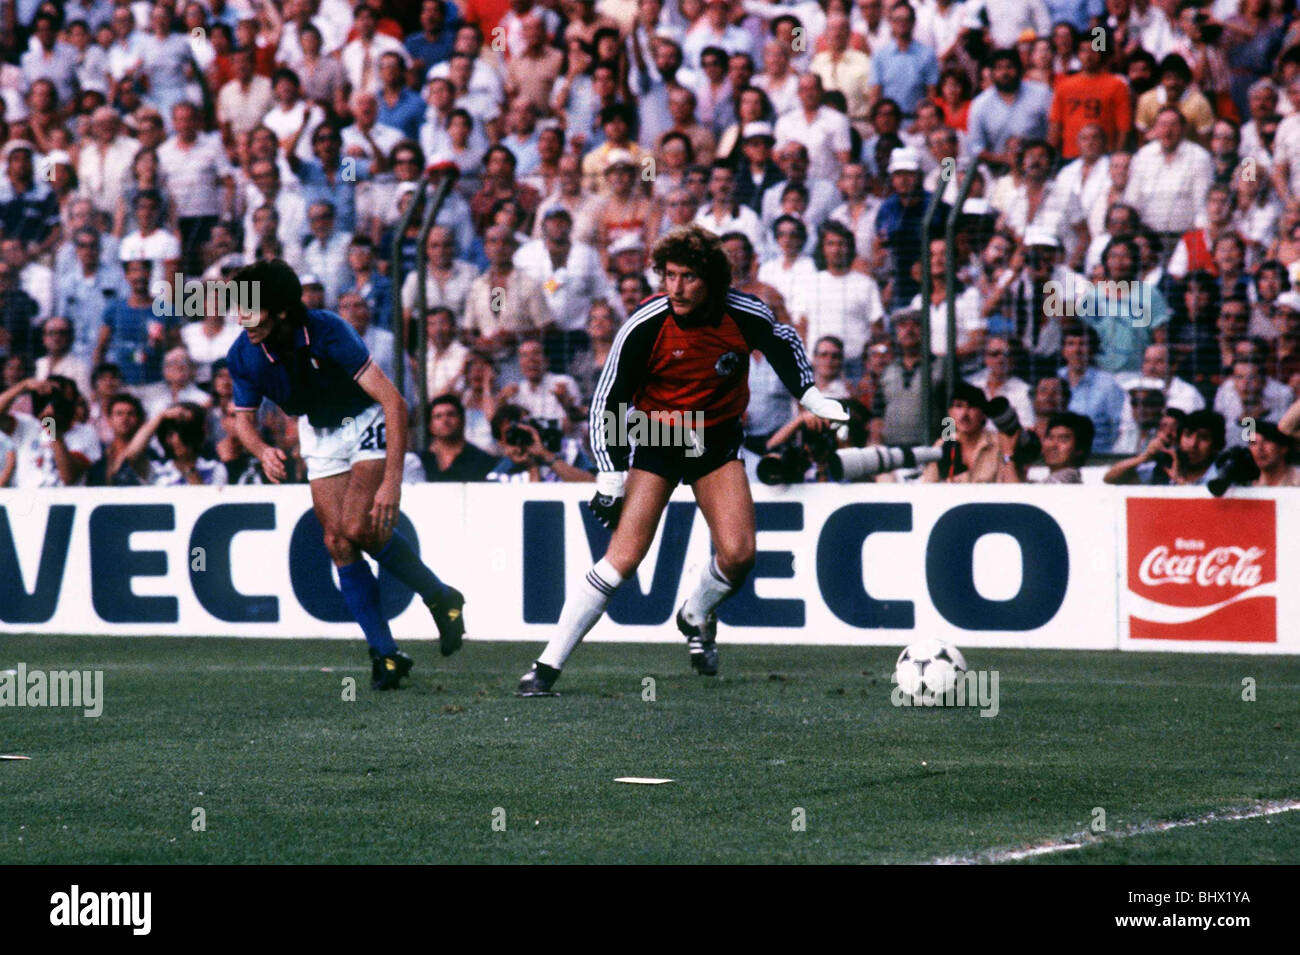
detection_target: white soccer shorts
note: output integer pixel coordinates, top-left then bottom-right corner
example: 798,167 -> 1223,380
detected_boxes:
298,402 -> 388,481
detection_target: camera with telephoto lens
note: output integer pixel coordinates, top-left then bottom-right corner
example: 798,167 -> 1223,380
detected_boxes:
985,396 -> 1042,467
756,416 -> 849,485
1207,446 -> 1260,497
506,417 -> 563,454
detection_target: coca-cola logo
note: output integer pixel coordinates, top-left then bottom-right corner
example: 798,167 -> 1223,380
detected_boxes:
1126,498 -> 1277,642
1137,546 -> 1266,589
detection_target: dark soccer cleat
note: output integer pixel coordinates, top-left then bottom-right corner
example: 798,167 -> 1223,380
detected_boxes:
516,661 -> 561,697
372,650 -> 414,691
428,587 -> 466,657
676,605 -> 719,676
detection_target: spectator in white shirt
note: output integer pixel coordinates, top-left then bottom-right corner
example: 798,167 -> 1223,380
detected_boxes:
496,337 -> 584,435
513,206 -> 611,336
261,67 -> 327,165
758,214 -> 818,302
969,334 -> 1035,427
694,161 -> 763,248
790,220 -> 885,375
138,347 -> 212,419
34,316 -> 93,398
76,106 -> 138,218
299,201 -> 351,307
342,4 -> 409,97
118,189 -> 182,288
424,306 -> 472,402
774,72 -> 853,182
1124,106 -> 1213,237
401,225 -> 481,323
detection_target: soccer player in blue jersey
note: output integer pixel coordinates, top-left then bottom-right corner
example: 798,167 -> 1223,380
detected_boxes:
225,259 -> 465,690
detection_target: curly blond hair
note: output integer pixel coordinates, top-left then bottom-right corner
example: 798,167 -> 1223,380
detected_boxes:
650,225 -> 732,316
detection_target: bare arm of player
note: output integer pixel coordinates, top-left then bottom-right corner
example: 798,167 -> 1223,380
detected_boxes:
355,361 -> 408,533
230,409 -> 287,483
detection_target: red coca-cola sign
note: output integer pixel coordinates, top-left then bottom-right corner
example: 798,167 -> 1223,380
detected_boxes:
1127,499 -> 1276,641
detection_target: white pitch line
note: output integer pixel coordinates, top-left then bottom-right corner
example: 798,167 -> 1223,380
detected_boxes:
932,798 -> 1300,865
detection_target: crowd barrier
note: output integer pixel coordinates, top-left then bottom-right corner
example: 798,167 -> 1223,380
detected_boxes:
0,484 -> 1293,654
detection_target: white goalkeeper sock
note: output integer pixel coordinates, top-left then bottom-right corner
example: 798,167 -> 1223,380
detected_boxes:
682,557 -> 739,626
538,558 -> 625,670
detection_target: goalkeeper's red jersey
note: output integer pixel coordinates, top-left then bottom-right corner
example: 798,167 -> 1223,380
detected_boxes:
589,289 -> 814,471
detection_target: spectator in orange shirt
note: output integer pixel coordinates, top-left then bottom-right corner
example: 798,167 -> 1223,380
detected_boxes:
1048,28 -> 1132,160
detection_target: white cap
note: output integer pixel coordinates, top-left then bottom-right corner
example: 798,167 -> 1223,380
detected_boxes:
1125,376 -> 1167,392
604,148 -> 637,171
299,273 -> 323,288
1274,291 -> 1300,313
1023,226 -> 1060,249
887,147 -> 922,173
742,121 -> 775,141
608,234 -> 646,256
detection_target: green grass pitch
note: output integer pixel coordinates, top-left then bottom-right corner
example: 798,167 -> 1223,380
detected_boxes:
1,635 -> 1297,864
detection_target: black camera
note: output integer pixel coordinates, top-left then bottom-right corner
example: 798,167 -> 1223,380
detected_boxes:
1207,445 -> 1260,497
756,421 -> 843,485
506,417 -> 563,454
756,445 -> 812,485
985,396 -> 1042,467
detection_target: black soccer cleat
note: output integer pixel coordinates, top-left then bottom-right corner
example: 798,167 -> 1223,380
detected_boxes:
428,586 -> 466,657
516,661 -> 561,697
372,649 -> 414,691
676,605 -> 719,676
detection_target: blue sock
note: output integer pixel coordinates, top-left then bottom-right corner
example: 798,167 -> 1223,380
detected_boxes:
374,531 -> 451,606
337,559 -> 398,655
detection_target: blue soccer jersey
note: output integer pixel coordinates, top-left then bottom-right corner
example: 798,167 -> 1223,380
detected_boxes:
227,309 -> 376,428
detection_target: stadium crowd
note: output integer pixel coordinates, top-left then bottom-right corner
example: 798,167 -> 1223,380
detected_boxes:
1,0 -> 1300,490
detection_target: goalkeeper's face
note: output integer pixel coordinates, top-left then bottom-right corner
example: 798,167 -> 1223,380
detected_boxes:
663,262 -> 710,318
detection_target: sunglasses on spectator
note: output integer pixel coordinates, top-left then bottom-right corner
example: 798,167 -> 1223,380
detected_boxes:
815,350 -> 843,359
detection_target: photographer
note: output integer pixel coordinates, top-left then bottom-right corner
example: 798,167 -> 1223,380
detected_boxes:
1001,412 -> 1095,484
1249,421 -> 1300,487
760,399 -> 872,484
1104,409 -> 1224,486
486,403 -> 595,484
0,374 -> 101,487
921,381 -> 1009,484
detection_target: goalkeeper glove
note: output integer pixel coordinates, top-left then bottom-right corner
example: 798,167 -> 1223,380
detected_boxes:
588,470 -> 626,530
800,385 -> 850,440
799,385 -> 850,422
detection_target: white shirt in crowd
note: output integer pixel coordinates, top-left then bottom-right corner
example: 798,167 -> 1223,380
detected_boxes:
6,412 -> 102,487
1124,139 -> 1213,234
513,240 -> 610,333
789,269 -> 885,363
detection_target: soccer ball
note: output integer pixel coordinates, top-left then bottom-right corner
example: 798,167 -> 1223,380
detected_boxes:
894,639 -> 968,702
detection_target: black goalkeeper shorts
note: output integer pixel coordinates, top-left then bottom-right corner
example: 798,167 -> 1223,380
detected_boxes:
628,418 -> 744,486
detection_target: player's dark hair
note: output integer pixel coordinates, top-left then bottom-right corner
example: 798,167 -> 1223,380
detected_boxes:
650,225 -> 732,321
1047,411 -> 1095,463
234,259 -> 308,327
